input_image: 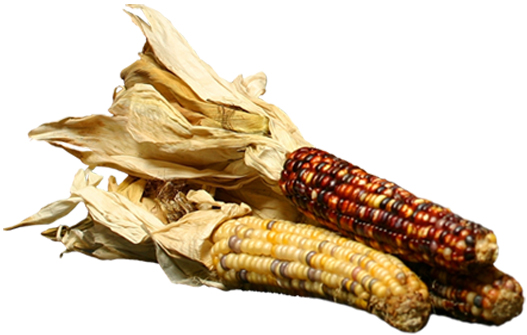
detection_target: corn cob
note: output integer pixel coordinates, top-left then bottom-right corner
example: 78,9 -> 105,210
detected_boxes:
407,263 -> 523,324
279,147 -> 498,271
211,216 -> 431,332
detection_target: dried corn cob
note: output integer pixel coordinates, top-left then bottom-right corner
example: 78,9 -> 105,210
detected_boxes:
407,263 -> 523,324
279,147 -> 498,271
211,216 -> 431,332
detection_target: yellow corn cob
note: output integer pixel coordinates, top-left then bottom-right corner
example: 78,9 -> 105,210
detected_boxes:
407,263 -> 523,325
279,147 -> 499,271
211,216 -> 431,332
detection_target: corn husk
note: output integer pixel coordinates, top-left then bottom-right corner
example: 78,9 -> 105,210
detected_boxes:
5,4 -> 313,286
25,4 -> 307,226
9,168 -> 250,288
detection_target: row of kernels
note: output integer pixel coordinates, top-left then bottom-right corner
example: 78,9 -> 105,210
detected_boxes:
371,267 -> 391,286
285,232 -> 306,246
288,262 -> 310,281
359,256 -> 374,270
227,253 -> 248,271
334,284 -> 364,307
371,281 -> 389,298
289,278 -> 307,293
386,277 -> 407,296
245,255 -> 271,274
406,274 -> 424,291
297,236 -> 321,250
322,257 -> 339,274
265,231 -> 286,245
318,240 -> 338,255
221,269 -> 239,284
303,280 -> 326,297
291,224 -> 310,237
240,238 -> 272,256
320,271 -> 342,289
341,240 -> 371,255
271,244 -> 302,262
210,238 -> 230,256
243,226 -> 269,241
275,276 -> 296,291
220,253 -> 265,274
332,246 -> 354,263
263,219 -> 341,244
292,225 -> 339,244
233,224 -> 253,239
308,253 -> 330,269
211,221 -> 240,242
237,216 -> 268,230
268,220 -> 290,234
246,271 -> 276,286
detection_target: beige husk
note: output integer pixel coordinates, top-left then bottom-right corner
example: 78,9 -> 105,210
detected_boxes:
5,4 -> 310,286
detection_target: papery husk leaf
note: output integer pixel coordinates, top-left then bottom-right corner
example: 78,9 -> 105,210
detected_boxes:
30,84 -> 286,188
124,5 -> 270,120
30,171 -> 250,288
27,5 -> 310,223
215,179 -> 303,223
5,169 -> 102,230
74,186 -> 165,244
42,217 -> 157,262
154,244 -> 219,287
121,51 -> 269,134
152,189 -> 251,269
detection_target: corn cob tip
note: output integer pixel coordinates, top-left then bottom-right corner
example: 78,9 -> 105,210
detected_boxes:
409,263 -> 523,325
476,233 -> 499,264
370,291 -> 431,332
490,284 -> 524,325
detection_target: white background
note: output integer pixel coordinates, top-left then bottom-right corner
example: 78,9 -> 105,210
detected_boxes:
1,1 -> 526,334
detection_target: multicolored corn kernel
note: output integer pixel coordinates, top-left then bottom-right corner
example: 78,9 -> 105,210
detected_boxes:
279,147 -> 498,271
408,263 -> 523,325
211,217 -> 430,332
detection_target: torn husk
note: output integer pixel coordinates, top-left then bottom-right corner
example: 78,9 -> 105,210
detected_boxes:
27,5 -> 309,226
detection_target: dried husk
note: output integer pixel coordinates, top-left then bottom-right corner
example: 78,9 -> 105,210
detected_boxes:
7,4 -> 313,287
8,168 -> 248,288
29,4 -> 308,192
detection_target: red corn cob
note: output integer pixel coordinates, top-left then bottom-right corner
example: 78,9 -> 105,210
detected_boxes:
279,147 -> 498,271
407,263 -> 523,325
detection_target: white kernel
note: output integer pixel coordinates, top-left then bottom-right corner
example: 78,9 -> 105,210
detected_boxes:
471,305 -> 483,317
443,247 -> 452,261
466,292 -> 476,304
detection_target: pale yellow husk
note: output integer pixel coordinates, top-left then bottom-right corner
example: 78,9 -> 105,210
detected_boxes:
6,4 -> 312,285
